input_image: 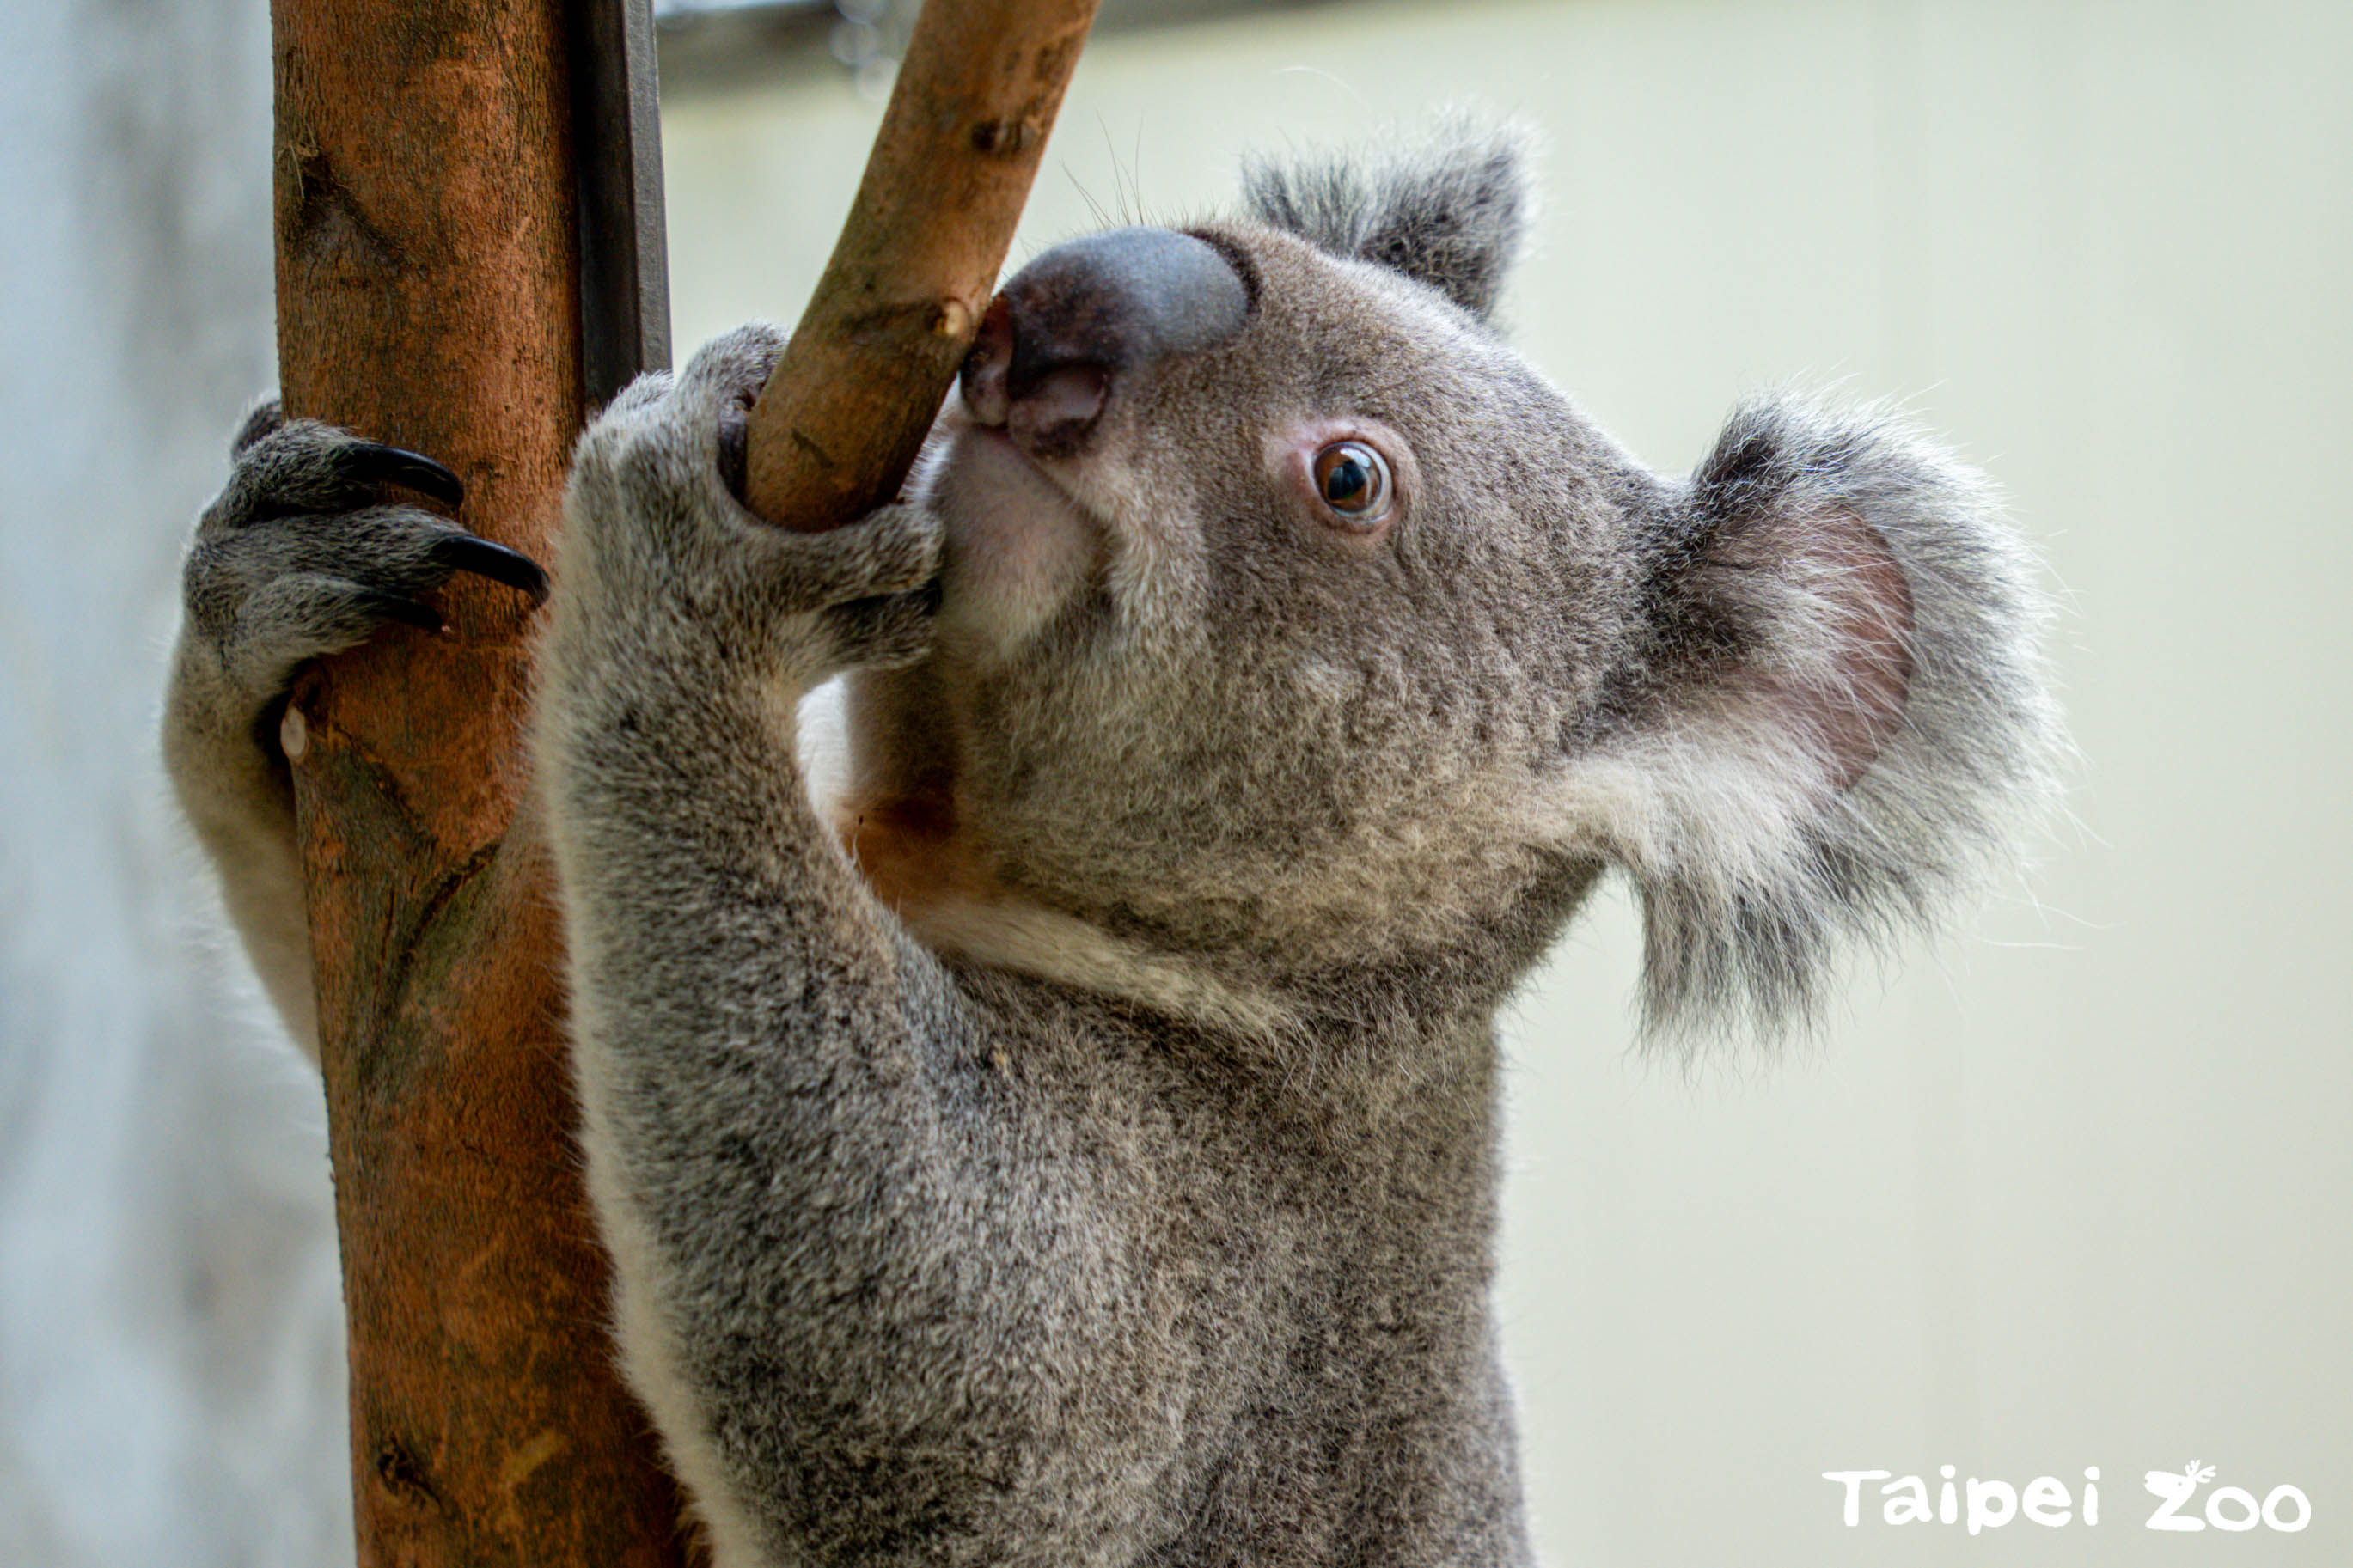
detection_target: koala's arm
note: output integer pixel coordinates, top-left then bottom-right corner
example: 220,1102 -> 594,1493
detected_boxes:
164,644 -> 321,1049
536,329 -> 1155,1566
162,404 -> 547,1058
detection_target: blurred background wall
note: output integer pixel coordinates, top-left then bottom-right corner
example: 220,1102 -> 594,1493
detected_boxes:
3,0 -> 2345,1564
0,0 -> 354,1564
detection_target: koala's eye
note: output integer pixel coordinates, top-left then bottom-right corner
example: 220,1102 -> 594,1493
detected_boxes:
1311,441 -> 1392,526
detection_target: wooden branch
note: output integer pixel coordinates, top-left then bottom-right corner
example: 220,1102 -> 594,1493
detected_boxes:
271,0 -> 687,1563
743,0 -> 1103,529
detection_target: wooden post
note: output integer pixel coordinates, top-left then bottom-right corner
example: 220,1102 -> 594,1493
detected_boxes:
270,0 -> 1097,1561
271,0 -> 687,1562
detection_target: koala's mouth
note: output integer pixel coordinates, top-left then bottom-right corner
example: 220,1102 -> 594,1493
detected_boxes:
929,413 -> 1103,650
936,415 -> 1091,516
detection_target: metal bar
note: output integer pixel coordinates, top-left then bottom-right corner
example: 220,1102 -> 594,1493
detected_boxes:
572,0 -> 673,406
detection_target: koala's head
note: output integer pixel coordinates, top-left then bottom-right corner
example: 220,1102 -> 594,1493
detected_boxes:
856,125 -> 2057,1040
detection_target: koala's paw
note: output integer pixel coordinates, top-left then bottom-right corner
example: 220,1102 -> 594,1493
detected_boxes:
180,404 -> 548,740
561,324 -> 944,682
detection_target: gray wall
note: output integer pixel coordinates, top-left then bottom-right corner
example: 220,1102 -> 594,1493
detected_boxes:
0,0 -> 349,1563
3,0 -> 2346,1565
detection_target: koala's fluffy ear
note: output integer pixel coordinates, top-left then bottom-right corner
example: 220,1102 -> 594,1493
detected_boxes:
1242,120 -> 1530,320
1574,398 -> 2061,1043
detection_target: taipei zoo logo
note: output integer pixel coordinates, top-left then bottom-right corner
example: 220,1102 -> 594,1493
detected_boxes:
1822,1461 -> 2312,1536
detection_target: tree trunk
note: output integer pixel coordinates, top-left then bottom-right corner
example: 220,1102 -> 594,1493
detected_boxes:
270,0 -> 1097,1564
272,0 -> 689,1559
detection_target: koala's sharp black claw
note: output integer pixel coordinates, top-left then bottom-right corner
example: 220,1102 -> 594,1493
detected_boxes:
352,589 -> 444,634
429,533 -> 551,606
343,442 -> 467,510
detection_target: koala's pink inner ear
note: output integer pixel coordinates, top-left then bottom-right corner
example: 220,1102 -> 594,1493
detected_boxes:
1719,505 -> 1916,792
1807,513 -> 1916,788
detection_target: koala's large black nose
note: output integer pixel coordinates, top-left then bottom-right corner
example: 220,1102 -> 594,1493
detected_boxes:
962,227 -> 1250,458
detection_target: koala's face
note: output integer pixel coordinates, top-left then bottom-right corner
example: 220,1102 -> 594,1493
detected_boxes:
920,221 -> 1630,966
882,129 -> 2056,1028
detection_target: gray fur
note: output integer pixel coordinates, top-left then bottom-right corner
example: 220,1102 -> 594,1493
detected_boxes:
165,130 -> 2057,1565
1243,121 -> 1531,321
1621,397 -> 2059,1038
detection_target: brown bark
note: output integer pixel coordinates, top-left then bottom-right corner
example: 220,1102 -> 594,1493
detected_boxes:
272,0 -> 688,1563
271,0 -> 1099,1565
743,0 -> 1102,529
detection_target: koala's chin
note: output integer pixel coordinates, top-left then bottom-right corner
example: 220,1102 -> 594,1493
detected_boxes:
927,414 -> 1101,663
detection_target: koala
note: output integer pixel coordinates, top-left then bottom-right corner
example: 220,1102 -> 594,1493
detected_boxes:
167,126 -> 2056,1567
